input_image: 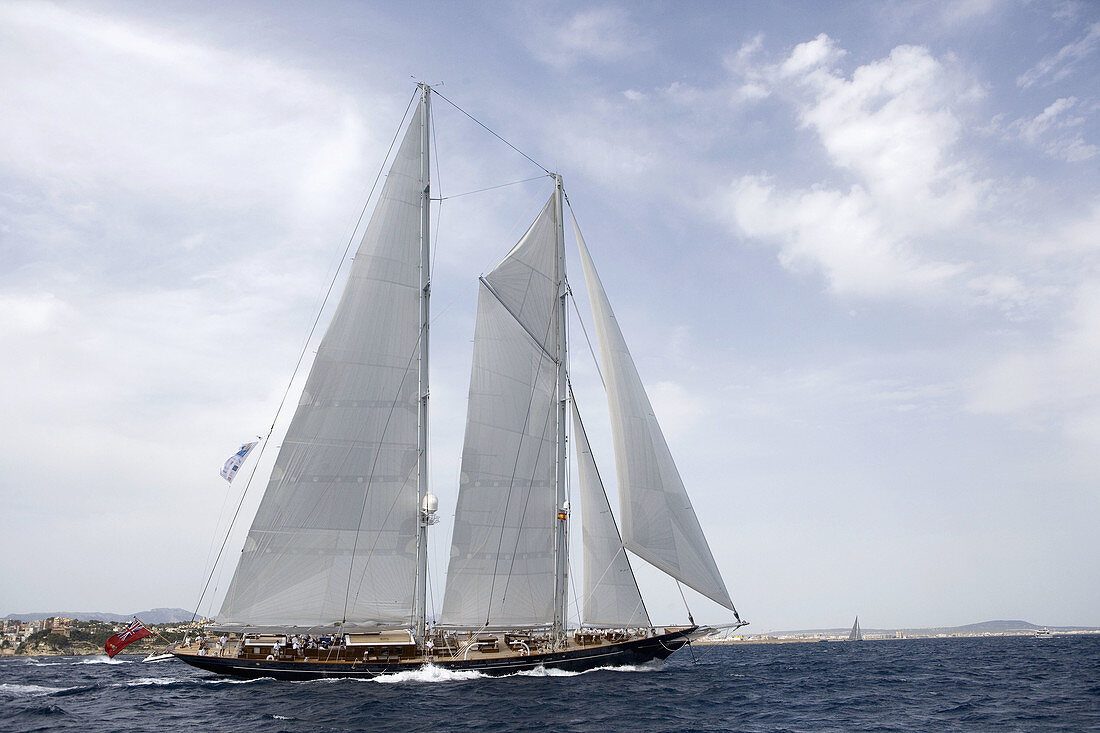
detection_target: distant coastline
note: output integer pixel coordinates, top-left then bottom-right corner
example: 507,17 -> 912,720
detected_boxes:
3,612 -> 1098,657
1,610 -> 200,658
697,620 -> 1100,645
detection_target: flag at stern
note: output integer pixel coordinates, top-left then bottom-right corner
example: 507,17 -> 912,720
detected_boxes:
104,618 -> 152,658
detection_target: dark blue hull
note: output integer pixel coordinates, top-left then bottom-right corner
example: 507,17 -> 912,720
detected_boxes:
172,628 -> 694,680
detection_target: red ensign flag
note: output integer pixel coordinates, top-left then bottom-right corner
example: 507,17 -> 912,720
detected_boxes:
104,619 -> 152,658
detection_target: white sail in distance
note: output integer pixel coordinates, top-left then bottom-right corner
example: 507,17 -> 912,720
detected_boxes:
572,400 -> 651,628
441,194 -> 561,628
217,108 -> 426,631
573,217 -> 738,614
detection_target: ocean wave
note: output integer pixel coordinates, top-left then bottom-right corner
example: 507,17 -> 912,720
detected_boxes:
0,682 -> 71,696
120,677 -> 181,687
513,665 -> 580,677
371,664 -> 486,684
512,662 -> 655,678
77,656 -> 133,665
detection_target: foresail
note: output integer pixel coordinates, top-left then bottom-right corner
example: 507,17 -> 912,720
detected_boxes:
574,219 -> 737,614
573,400 -> 651,628
441,195 -> 560,628
218,111 -> 425,631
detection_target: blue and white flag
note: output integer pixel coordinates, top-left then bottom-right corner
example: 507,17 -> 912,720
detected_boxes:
220,441 -> 259,482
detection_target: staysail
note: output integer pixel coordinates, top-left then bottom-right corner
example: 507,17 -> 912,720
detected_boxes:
572,400 -> 651,628
574,218 -> 737,614
440,194 -> 561,627
217,110 -> 426,631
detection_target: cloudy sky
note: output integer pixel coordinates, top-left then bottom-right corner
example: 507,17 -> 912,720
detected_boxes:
2,0 -> 1097,632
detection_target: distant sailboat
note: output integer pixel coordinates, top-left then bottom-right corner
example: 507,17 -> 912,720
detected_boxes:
848,616 -> 863,641
170,83 -> 746,680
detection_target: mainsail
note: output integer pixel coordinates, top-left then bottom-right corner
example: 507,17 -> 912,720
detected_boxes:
574,219 -> 738,614
440,194 -> 562,628
217,110 -> 426,631
573,400 -> 651,628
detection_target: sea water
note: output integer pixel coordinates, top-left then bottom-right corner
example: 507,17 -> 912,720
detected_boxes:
1,635 -> 1097,732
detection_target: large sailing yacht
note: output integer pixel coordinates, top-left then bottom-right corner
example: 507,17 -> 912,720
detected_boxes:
171,84 -> 745,680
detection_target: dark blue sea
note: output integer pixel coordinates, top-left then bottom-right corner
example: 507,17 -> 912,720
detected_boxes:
2,635 -> 1097,732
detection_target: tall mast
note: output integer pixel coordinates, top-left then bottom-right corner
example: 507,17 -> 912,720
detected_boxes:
552,173 -> 569,644
415,83 -> 432,644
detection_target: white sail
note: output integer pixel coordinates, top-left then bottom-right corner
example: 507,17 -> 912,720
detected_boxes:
441,195 -> 561,628
217,109 -> 426,631
574,218 -> 737,613
573,400 -> 650,628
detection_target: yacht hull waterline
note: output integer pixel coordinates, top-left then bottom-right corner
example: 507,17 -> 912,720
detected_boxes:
170,628 -> 697,680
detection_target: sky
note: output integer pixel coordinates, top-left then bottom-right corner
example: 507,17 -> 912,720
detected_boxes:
1,0 -> 1098,633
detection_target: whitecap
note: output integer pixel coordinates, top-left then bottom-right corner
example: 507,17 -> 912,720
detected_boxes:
121,677 -> 180,687
511,662 -> 654,678
513,666 -> 580,677
0,683 -> 69,696
77,656 -> 132,665
372,664 -> 486,684
587,663 -> 657,674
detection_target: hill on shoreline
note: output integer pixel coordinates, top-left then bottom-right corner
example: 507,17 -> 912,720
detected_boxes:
3,608 -> 193,624
759,619 -> 1100,636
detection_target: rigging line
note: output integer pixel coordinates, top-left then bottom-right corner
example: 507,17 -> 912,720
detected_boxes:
432,88 -> 552,176
563,202 -> 605,388
566,547 -> 583,629
193,459 -> 242,604
675,581 -> 696,626
430,101 -> 442,281
436,176 -> 548,201
190,437 -> 268,623
569,292 -> 605,389
480,277 -> 560,364
189,89 -> 420,623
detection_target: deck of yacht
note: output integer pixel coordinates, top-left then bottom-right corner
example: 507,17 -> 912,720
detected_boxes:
172,627 -> 686,666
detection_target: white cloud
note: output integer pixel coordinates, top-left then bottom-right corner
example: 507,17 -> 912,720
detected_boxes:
530,6 -> 645,68
793,44 -> 982,227
0,1 -> 372,240
1017,21 -> 1100,88
992,96 -> 1098,162
718,175 -> 965,297
779,34 -> 845,77
715,38 -> 983,299
969,279 -> 1100,443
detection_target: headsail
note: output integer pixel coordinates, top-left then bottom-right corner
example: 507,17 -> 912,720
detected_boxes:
573,400 -> 650,628
441,194 -> 561,627
217,107 -> 426,631
574,218 -> 738,614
